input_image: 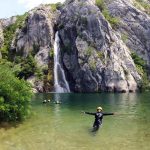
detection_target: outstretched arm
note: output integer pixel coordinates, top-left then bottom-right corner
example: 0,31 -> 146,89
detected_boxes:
82,111 -> 95,115
103,112 -> 114,116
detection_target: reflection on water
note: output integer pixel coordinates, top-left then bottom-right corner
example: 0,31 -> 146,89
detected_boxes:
0,93 -> 150,150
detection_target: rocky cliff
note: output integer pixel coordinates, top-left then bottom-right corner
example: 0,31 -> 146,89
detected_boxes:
105,0 -> 150,74
0,22 -> 3,49
10,5 -> 58,65
0,0 -> 150,92
0,22 -> 3,59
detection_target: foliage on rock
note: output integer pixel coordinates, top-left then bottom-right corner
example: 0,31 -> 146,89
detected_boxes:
0,13 -> 28,59
131,52 -> 150,90
96,0 -> 120,29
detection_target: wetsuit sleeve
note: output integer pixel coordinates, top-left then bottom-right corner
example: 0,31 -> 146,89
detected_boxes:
103,112 -> 114,116
85,112 -> 96,115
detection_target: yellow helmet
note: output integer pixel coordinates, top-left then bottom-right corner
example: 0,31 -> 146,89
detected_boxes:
97,107 -> 103,111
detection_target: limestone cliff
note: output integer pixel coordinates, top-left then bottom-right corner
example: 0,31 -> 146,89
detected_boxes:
0,0 -> 150,92
0,22 -> 3,49
105,0 -> 150,74
11,5 -> 58,66
58,0 -> 141,92
0,22 -> 3,58
9,5 -> 59,92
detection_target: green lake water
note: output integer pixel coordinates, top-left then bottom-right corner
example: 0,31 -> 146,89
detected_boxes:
0,93 -> 150,150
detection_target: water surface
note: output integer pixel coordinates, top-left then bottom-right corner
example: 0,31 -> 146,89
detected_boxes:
0,93 -> 150,150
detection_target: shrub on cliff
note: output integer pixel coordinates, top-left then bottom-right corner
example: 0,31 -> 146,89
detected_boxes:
0,13 -> 28,59
95,0 -> 105,11
0,65 -> 33,122
131,52 -> 150,90
17,54 -> 38,79
96,0 -> 120,29
49,2 -> 63,11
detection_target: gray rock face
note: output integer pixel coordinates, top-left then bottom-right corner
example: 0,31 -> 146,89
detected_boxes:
11,5 -> 59,67
27,75 -> 43,93
106,0 -> 150,67
2,0 -> 149,93
9,5 -> 59,92
0,16 -> 17,57
0,21 -> 3,47
1,16 -> 17,29
0,22 -> 3,58
58,0 -> 141,92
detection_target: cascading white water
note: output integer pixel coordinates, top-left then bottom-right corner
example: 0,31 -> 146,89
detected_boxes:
54,31 -> 70,93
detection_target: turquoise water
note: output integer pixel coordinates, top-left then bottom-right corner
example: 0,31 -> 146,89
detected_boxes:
0,93 -> 150,150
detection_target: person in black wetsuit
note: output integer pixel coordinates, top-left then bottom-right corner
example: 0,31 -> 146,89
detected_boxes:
83,107 -> 114,131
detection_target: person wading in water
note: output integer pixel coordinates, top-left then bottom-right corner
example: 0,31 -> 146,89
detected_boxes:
82,107 -> 115,131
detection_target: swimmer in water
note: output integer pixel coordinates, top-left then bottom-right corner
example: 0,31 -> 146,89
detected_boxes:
82,106 -> 114,131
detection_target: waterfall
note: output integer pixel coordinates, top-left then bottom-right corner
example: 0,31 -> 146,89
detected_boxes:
54,31 -> 70,93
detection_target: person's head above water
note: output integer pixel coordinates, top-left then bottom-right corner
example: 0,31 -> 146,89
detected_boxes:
97,106 -> 103,112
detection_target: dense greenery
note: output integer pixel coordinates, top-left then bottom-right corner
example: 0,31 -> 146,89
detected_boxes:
131,52 -> 150,90
131,52 -> 145,69
0,64 -> 33,122
49,2 -> 63,12
95,0 -> 105,11
96,0 -> 120,29
0,13 -> 28,59
15,54 -> 40,80
0,54 -> 42,80
49,48 -> 54,58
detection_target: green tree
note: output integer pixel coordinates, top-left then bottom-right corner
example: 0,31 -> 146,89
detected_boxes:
131,52 -> 150,90
18,54 -> 38,79
0,65 -> 33,122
